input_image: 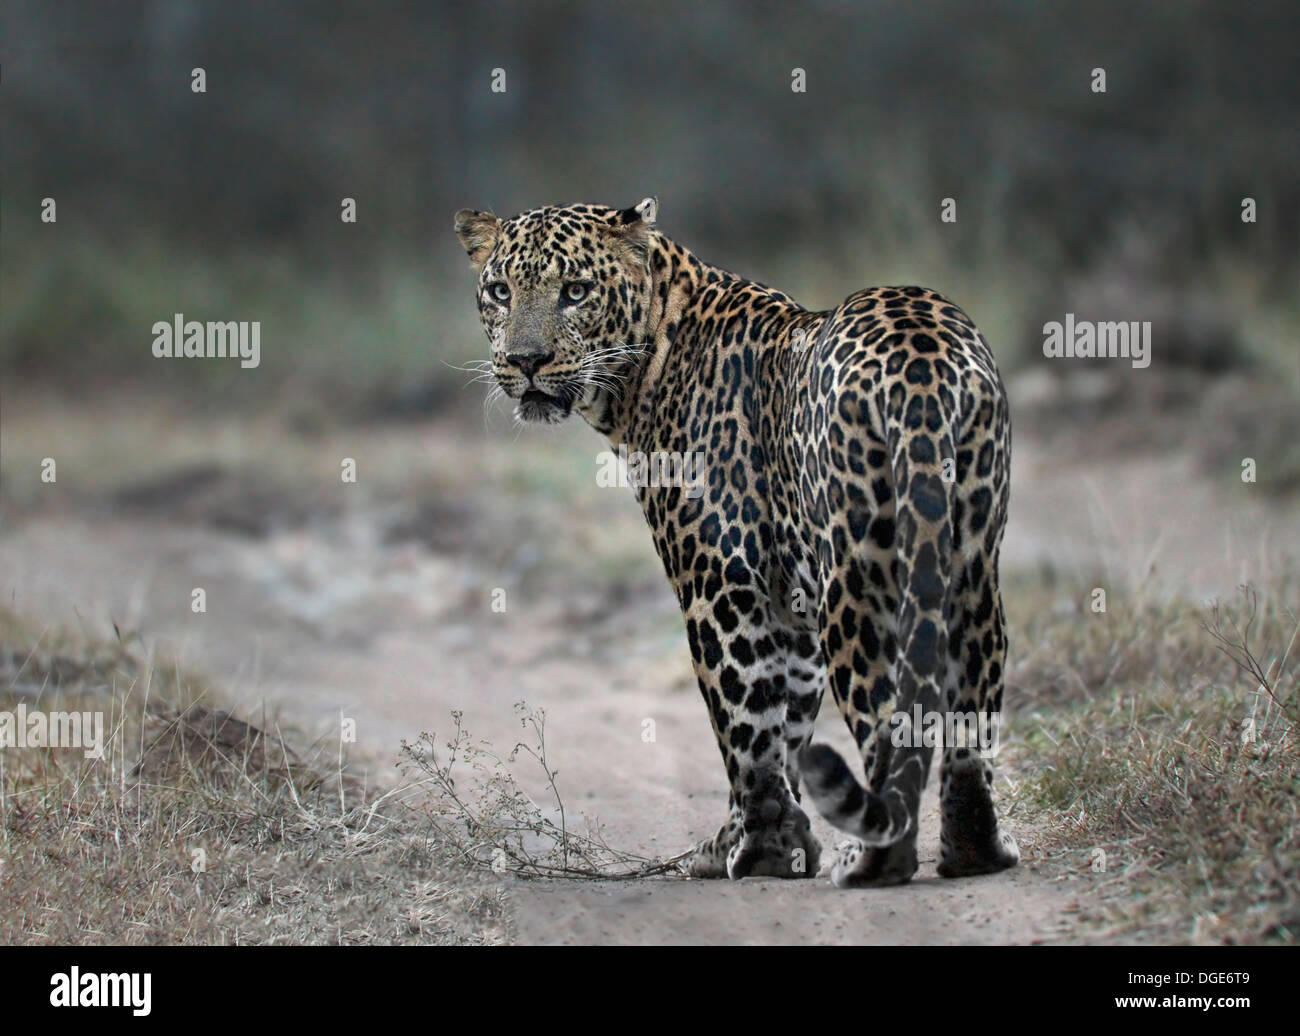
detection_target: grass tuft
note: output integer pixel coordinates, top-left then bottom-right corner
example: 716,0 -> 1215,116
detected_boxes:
0,608 -> 507,944
1007,580 -> 1299,943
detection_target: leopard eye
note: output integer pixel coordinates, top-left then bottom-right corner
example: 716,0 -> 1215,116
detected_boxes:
488,282 -> 511,303
561,282 -> 590,304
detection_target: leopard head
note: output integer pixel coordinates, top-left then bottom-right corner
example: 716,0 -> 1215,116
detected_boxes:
454,198 -> 658,424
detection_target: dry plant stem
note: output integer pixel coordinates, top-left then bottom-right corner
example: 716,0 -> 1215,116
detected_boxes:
1202,586 -> 1299,731
401,703 -> 690,880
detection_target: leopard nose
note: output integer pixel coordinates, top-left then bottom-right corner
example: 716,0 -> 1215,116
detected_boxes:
506,350 -> 554,378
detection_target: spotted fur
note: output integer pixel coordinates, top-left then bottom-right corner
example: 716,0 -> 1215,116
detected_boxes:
454,199 -> 1019,887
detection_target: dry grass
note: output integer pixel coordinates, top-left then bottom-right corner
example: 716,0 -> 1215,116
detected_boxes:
0,609 -> 507,944
400,703 -> 690,880
1004,572 -> 1299,944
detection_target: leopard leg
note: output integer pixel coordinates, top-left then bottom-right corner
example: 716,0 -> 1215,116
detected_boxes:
780,628 -> 826,802
937,552 -> 1019,878
682,590 -> 821,880
814,585 -> 921,888
800,413 -> 962,888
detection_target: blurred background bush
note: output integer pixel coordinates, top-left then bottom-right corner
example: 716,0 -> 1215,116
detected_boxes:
2,0 -> 1296,413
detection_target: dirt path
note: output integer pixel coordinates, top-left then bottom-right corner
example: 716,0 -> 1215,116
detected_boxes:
2,414 -> 1294,944
0,512 -> 1083,944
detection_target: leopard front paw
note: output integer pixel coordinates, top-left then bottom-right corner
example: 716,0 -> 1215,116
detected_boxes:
687,813 -> 741,878
725,800 -> 822,880
687,838 -> 731,878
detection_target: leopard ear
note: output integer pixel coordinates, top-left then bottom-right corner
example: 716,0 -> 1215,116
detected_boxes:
453,209 -> 500,270
613,197 -> 658,264
618,196 -> 657,228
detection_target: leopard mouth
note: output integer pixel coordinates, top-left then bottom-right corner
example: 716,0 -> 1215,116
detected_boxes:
516,387 -> 572,423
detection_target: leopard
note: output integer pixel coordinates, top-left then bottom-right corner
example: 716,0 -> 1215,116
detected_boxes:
454,198 -> 1020,887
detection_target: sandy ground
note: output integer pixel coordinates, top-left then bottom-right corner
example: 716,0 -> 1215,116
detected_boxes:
0,512 -> 1084,944
2,385 -> 1295,944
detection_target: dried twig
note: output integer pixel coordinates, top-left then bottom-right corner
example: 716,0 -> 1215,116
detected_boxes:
400,702 -> 689,880
1202,586 -> 1299,735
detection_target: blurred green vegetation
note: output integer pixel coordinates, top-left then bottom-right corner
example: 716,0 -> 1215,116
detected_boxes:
1,0 -> 1296,408
2,209 -> 484,409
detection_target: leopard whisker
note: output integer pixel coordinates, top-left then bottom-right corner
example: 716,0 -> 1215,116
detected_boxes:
444,358 -> 496,374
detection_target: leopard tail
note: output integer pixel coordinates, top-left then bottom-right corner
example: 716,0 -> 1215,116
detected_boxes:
799,393 -> 956,847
